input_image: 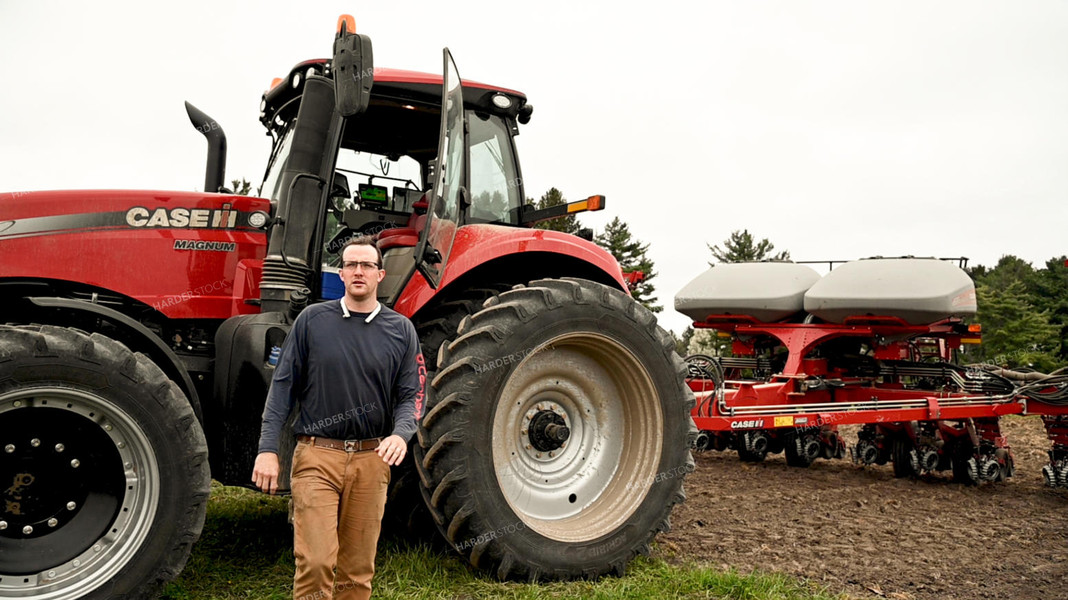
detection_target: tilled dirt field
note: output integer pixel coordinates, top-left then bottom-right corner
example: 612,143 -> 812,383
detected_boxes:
657,415 -> 1068,600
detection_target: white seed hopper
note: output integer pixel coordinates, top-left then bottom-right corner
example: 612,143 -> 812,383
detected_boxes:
803,258 -> 977,325
674,262 -> 822,323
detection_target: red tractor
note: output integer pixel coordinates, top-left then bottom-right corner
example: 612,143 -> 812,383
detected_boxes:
0,17 -> 694,599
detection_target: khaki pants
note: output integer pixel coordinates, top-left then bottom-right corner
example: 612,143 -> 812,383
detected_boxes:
291,440 -> 391,600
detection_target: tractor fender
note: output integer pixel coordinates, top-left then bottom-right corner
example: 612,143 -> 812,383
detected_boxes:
25,296 -> 204,423
395,225 -> 628,318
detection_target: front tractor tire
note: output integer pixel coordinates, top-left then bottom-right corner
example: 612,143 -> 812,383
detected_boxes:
415,278 -> 695,580
0,325 -> 210,600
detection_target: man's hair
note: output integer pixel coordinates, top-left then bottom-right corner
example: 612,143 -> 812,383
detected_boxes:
341,236 -> 383,267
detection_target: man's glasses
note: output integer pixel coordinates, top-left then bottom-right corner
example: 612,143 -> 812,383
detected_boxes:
342,261 -> 381,271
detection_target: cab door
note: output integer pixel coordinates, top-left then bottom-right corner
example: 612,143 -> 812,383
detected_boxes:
415,49 -> 466,287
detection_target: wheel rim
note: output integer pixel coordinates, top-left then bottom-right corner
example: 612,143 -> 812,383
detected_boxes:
491,332 -> 663,542
0,388 -> 160,599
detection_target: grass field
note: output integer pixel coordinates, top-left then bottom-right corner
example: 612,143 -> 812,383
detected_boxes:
161,483 -> 842,600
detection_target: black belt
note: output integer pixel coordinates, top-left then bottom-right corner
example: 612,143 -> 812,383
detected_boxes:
296,434 -> 381,452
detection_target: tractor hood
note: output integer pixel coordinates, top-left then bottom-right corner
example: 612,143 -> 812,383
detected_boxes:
0,189 -> 270,232
0,189 -> 272,319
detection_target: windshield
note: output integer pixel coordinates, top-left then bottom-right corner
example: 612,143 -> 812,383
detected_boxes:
334,149 -> 424,211
259,123 -> 296,201
467,111 -> 522,224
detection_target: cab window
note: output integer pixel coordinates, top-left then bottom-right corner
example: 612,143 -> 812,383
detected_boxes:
467,112 -> 521,224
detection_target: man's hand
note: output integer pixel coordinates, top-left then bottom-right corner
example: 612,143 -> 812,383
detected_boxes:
252,452 -> 280,494
376,435 -> 407,466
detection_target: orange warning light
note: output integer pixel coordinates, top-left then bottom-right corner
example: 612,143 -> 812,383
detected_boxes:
337,14 -> 355,35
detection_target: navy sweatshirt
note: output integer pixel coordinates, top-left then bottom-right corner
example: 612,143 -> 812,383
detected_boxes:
257,299 -> 425,454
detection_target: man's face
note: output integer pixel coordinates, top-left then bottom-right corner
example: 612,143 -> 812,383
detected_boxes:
340,244 -> 384,302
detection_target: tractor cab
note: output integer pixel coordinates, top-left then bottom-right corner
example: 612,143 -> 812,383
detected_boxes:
257,49 -> 531,306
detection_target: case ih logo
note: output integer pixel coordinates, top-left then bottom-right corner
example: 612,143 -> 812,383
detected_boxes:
730,419 -> 765,429
126,205 -> 238,228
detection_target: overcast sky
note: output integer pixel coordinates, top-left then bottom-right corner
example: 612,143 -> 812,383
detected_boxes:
2,1 -> 1066,334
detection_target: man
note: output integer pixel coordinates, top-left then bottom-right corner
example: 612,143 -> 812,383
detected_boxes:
253,236 -> 425,600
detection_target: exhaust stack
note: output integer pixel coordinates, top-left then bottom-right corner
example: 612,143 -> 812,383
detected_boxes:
185,101 -> 227,193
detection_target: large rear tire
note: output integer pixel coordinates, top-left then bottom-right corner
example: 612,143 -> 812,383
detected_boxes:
0,325 -> 210,599
385,288 -> 505,538
415,278 -> 695,580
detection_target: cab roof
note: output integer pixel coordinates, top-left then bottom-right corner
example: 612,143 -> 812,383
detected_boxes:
260,59 -> 529,132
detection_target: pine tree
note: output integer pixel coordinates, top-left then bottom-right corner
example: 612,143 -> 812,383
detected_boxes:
676,326 -> 695,356
968,255 -> 1066,369
230,178 -> 252,196
708,229 -> 789,264
595,217 -> 660,312
973,280 -> 1060,371
686,328 -> 731,357
532,188 -> 581,234
979,255 -> 1034,292
1032,256 -> 1068,361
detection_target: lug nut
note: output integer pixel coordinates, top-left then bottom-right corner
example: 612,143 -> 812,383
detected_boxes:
67,501 -> 77,510
0,520 -> 7,530
93,544 -> 101,552
55,443 -> 65,453
73,559 -> 81,567
104,424 -> 112,432
47,518 -> 58,527
23,525 -> 33,535
70,459 -> 81,468
117,442 -> 126,449
47,570 -> 56,579
30,438 -> 41,447
13,400 -> 21,407
4,444 -> 13,453
536,452 -> 542,458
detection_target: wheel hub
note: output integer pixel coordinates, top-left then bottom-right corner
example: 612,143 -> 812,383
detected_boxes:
524,405 -> 570,454
0,435 -> 90,539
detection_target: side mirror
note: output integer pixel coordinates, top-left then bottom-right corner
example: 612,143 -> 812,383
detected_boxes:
332,15 -> 373,117
331,173 -> 351,201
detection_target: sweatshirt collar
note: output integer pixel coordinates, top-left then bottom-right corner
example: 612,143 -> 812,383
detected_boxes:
339,298 -> 381,323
